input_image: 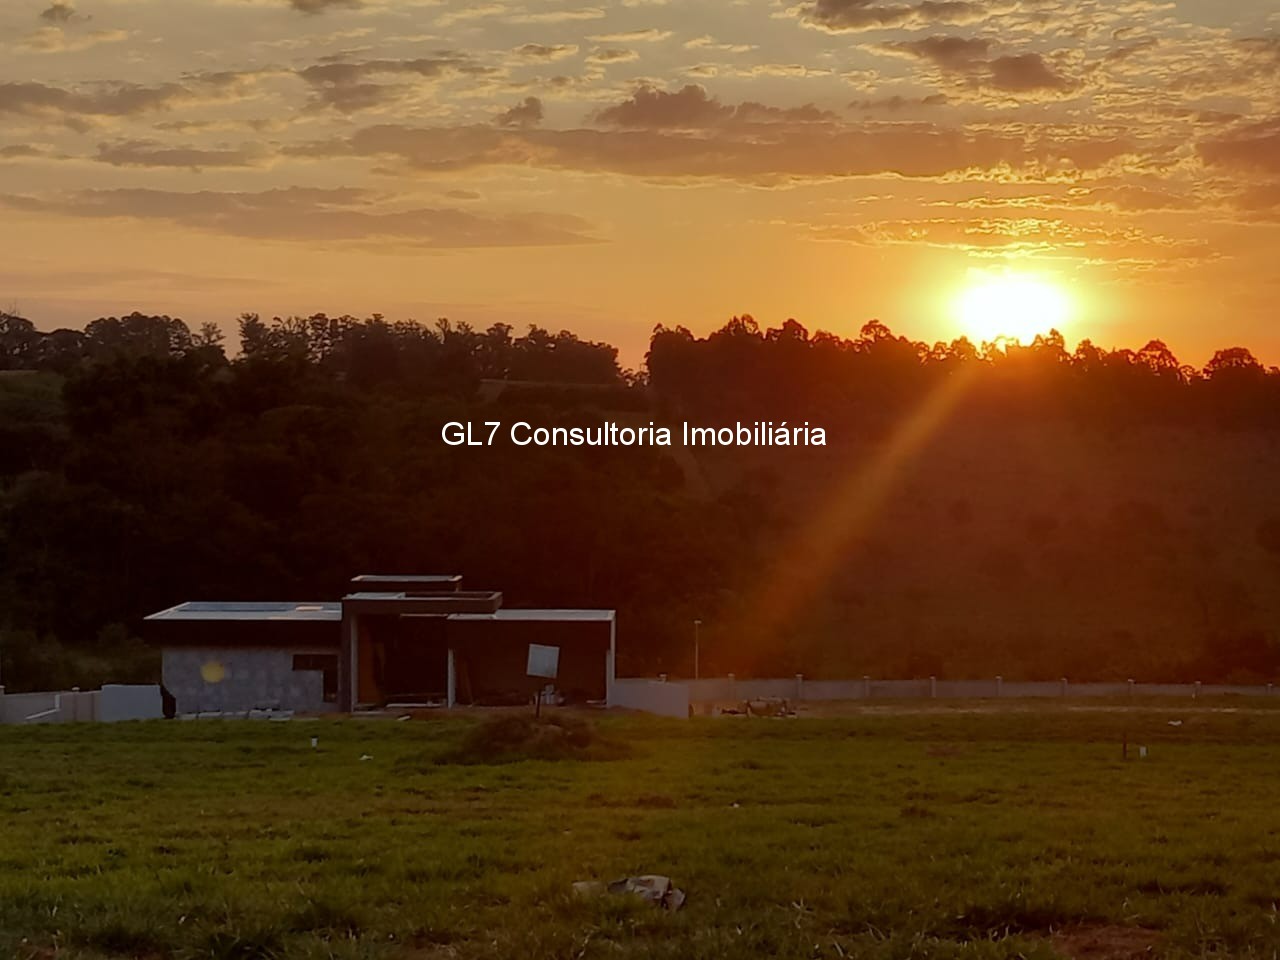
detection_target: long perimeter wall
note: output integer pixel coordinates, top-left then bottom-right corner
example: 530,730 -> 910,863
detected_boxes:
612,676 -> 1280,718
0,685 -> 164,724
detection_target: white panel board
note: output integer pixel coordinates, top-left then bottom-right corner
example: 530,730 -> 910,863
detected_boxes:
526,644 -> 560,679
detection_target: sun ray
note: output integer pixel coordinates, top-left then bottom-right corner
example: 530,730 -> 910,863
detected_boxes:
733,363 -> 981,659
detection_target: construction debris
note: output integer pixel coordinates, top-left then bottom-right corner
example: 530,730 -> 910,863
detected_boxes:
573,875 -> 686,911
744,697 -> 794,718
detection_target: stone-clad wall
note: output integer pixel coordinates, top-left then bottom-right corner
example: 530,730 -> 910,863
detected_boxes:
162,646 -> 335,714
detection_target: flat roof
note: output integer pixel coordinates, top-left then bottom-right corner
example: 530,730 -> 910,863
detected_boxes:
448,609 -> 615,622
343,590 -> 500,603
350,574 -> 461,585
145,601 -> 612,624
145,602 -> 342,622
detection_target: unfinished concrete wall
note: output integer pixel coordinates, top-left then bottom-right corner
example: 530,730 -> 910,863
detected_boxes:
870,680 -> 932,698
1,691 -> 61,723
99,685 -> 164,722
610,679 -> 690,718
732,679 -> 798,700
0,690 -> 99,723
162,647 -> 334,714
796,680 -> 859,700
684,678 -> 734,701
624,676 -> 1280,717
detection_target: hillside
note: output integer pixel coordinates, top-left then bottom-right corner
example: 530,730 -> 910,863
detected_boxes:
3,310 -> 1280,688
687,416 -> 1280,681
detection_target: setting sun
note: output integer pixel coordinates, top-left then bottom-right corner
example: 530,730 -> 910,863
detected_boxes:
953,272 -> 1073,345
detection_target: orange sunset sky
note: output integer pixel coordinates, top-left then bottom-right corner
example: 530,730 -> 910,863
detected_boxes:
1,0 -> 1277,367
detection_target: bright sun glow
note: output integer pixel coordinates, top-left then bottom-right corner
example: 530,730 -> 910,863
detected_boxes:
953,271 -> 1073,345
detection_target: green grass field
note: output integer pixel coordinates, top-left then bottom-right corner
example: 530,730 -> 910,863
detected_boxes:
3,704 -> 1280,960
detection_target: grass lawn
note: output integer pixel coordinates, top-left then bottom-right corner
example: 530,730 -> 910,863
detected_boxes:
2,704 -> 1280,959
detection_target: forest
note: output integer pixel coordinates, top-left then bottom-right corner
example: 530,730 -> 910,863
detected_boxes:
2,308 -> 1280,690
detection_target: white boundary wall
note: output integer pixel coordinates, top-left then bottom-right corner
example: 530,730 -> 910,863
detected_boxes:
612,675 -> 1280,717
610,678 -> 690,718
0,685 -> 163,724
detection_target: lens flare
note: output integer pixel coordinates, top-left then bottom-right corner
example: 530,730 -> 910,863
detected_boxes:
954,271 -> 1072,344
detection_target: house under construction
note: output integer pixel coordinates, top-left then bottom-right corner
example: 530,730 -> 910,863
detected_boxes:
145,575 -> 616,714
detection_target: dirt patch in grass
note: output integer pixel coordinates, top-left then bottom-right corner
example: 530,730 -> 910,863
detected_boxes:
1050,925 -> 1161,960
435,714 -> 632,764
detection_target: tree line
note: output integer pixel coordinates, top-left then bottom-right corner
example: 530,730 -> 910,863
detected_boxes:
1,308 -> 1279,689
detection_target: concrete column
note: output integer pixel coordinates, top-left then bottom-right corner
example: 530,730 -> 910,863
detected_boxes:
339,610 -> 358,713
446,647 -> 456,709
607,614 -> 616,706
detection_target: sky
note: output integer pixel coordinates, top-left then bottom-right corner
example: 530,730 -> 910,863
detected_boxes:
1,0 -> 1277,368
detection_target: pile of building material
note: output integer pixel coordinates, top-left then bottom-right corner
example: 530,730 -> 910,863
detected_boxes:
573,875 -> 686,911
718,697 -> 795,718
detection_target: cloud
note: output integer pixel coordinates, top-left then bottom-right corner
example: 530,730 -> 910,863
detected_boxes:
497,96 -> 543,127
684,35 -> 757,53
1198,121 -> 1280,175
849,93 -> 949,111
874,36 -> 1075,97
0,75 -> 255,130
38,2 -> 76,23
0,187 -> 597,248
296,54 -> 495,111
586,47 -> 639,65
988,53 -> 1071,92
18,26 -> 129,54
595,84 -> 733,128
513,43 -> 579,61
875,35 -> 990,70
594,84 -> 838,130
509,7 -> 604,23
796,215 -> 1214,266
791,0 -> 990,34
587,29 -> 672,42
285,107 -> 1133,187
93,139 -> 268,170
0,144 -> 48,159
288,0 -> 361,13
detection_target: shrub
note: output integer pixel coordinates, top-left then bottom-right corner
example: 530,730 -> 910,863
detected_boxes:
436,713 -> 631,765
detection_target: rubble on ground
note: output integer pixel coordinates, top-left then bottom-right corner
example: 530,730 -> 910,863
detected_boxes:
573,875 -> 686,910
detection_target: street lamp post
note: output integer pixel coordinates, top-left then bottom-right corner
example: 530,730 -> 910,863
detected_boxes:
693,619 -> 702,680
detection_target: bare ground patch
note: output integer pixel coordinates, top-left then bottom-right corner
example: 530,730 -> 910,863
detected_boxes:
1050,924 -> 1161,960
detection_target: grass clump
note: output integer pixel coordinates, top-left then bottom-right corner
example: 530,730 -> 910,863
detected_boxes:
437,712 -> 631,764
